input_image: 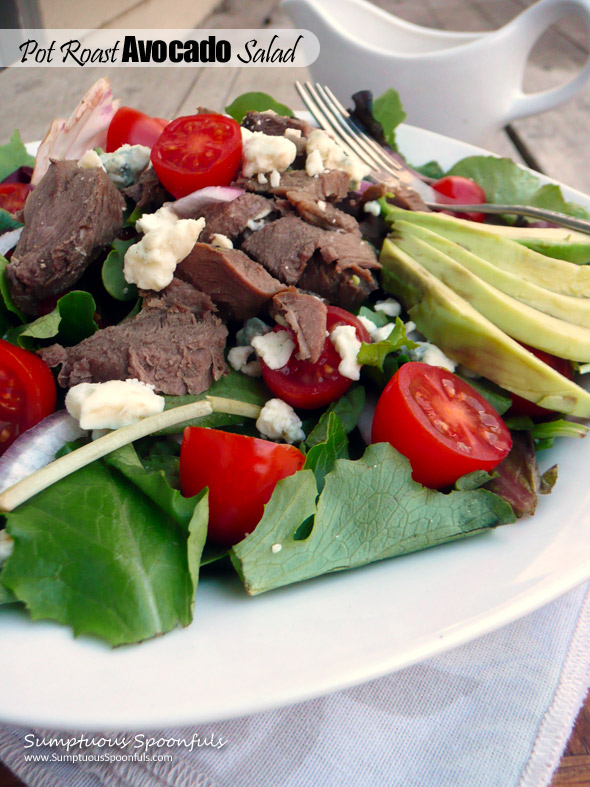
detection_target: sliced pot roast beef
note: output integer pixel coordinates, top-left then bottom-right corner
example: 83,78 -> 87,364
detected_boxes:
6,160 -> 125,316
241,216 -> 323,285
270,288 -> 327,364
176,242 -> 286,320
40,278 -> 227,395
198,193 -> 277,243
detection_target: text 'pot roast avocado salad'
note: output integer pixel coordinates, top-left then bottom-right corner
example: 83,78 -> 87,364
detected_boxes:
0,78 -> 589,646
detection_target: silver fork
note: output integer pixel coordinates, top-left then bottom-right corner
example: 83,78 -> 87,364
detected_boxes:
295,81 -> 590,236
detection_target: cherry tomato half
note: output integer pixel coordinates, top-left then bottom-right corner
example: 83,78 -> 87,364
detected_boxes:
432,175 -> 486,222
180,427 -> 305,546
0,340 -> 57,456
0,183 -> 31,214
371,362 -> 512,489
106,107 -> 169,152
509,344 -> 574,417
260,306 -> 371,410
150,114 -> 242,199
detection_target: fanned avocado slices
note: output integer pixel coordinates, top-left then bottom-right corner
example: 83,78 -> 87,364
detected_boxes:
379,238 -> 590,417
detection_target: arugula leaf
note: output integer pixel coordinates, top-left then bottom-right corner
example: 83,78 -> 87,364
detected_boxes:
231,442 -> 515,595
454,469 -> 497,491
413,160 -> 445,180
5,291 -> 97,349
102,238 -> 138,302
0,131 -> 34,183
0,255 -> 26,329
304,386 -> 365,448
371,89 -> 406,151
1,444 -> 208,646
225,92 -> 294,123
0,581 -> 17,605
303,412 -> 348,492
358,317 -> 417,371
446,156 -> 590,220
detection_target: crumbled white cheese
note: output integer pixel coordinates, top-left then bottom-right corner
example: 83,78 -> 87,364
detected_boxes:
372,323 -> 396,343
0,531 -> 13,563
271,543 -> 282,553
210,233 -> 233,249
241,131 -> 297,178
100,144 -> 151,188
363,200 -> 381,217
358,315 -> 378,335
305,129 -> 370,184
246,206 -> 273,232
269,169 -> 281,188
123,206 -> 204,291
410,342 -> 457,372
65,378 -> 165,430
330,324 -> 362,380
305,148 -> 324,178
227,345 -> 262,377
256,398 -> 305,444
374,298 -> 402,318
77,149 -> 105,170
251,330 -> 295,369
236,317 -> 271,346
317,199 -> 326,211
285,128 -> 302,140
257,172 -> 268,184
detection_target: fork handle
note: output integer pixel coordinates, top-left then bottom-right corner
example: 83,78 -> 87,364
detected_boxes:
424,202 -> 590,235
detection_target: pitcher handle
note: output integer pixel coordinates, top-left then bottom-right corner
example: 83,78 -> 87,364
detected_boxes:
502,0 -> 590,123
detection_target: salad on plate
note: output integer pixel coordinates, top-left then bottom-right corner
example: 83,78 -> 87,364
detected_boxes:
0,78 -> 589,648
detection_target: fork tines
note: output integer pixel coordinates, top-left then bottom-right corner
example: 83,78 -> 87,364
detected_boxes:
295,81 -> 404,183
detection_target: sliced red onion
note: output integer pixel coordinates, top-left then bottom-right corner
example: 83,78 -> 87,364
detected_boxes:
166,186 -> 244,218
0,227 -> 23,256
0,410 -> 86,494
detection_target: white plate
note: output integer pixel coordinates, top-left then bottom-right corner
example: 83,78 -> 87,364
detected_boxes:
1,125 -> 590,731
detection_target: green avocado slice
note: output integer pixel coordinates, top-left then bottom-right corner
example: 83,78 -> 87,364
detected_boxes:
393,227 -> 590,361
394,221 -> 590,329
383,208 -> 590,295
383,206 -> 590,264
380,237 -> 590,417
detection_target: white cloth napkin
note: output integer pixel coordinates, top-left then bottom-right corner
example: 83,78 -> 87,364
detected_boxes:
2,580 -> 590,787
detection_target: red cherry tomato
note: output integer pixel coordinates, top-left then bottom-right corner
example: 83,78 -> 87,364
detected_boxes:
260,306 -> 371,410
180,427 -> 305,546
432,175 -> 487,222
106,107 -> 169,152
509,344 -> 574,417
150,114 -> 242,198
0,339 -> 57,456
371,362 -> 512,489
0,183 -> 31,214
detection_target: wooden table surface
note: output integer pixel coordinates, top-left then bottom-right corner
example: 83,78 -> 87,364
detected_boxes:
1,1 -> 589,784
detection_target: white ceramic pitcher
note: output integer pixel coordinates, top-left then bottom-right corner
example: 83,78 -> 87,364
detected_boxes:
282,0 -> 590,146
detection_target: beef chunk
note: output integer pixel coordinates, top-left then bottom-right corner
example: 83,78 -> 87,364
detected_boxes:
241,216 -> 323,285
242,111 -> 312,138
233,169 -> 351,201
40,278 -> 227,395
298,234 -> 380,309
199,193 -> 276,243
389,183 -> 429,212
176,243 -> 285,320
270,288 -> 327,364
122,166 -> 172,214
285,189 -> 360,233
6,160 -> 125,315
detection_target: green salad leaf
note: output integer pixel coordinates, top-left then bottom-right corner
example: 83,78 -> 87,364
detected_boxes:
225,92 -> 294,122
372,89 -> 406,151
358,317 -> 417,371
231,442 -> 515,595
304,386 -> 365,448
0,209 -> 23,234
5,290 -> 98,349
0,444 -> 208,646
0,130 -> 34,182
102,238 -> 138,302
446,156 -> 590,219
303,412 -> 348,492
